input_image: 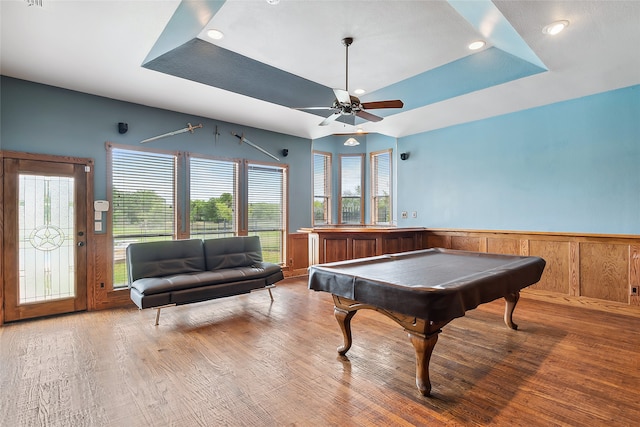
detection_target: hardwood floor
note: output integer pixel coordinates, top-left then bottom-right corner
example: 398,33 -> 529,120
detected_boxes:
1,277 -> 639,426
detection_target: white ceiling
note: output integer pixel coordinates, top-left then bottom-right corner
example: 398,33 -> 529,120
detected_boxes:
1,0 -> 639,140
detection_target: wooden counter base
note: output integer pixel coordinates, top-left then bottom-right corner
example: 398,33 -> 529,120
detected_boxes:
300,227 -> 427,265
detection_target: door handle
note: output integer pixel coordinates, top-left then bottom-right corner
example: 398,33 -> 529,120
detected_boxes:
77,241 -> 85,247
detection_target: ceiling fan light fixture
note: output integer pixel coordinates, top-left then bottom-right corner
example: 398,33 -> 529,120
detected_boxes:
354,88 -> 366,95
468,40 -> 486,50
344,137 -> 360,147
206,29 -> 224,40
543,20 -> 569,35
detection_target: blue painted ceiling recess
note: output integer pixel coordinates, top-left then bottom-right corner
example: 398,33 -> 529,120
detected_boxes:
143,0 -> 546,126
2,0 -> 639,139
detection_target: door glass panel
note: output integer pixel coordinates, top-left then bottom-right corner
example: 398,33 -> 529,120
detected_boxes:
19,174 -> 75,303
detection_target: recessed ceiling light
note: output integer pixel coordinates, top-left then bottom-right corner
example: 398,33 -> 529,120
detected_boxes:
542,20 -> 569,36
206,29 -> 224,40
468,40 -> 486,50
354,88 -> 366,95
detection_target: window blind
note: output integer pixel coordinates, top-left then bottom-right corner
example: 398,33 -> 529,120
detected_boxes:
247,163 -> 286,264
340,154 -> 363,224
189,156 -> 238,239
110,147 -> 176,287
371,150 -> 391,224
313,152 -> 331,225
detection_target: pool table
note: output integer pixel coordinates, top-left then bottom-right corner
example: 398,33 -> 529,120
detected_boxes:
308,248 -> 546,396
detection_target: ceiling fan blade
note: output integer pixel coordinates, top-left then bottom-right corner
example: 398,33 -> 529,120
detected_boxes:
293,106 -> 336,111
319,112 -> 342,126
333,88 -> 351,105
361,100 -> 404,110
356,110 -> 383,123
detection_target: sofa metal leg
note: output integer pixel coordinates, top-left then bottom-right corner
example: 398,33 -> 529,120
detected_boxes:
251,284 -> 275,301
265,284 -> 275,301
155,308 -> 162,326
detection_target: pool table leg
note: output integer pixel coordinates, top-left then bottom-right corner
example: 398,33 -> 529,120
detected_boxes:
331,294 -> 448,396
504,291 -> 520,330
334,306 -> 357,355
408,331 -> 439,396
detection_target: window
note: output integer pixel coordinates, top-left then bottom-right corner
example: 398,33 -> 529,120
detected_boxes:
339,154 -> 364,224
371,149 -> 392,224
247,162 -> 287,264
109,145 -> 177,287
109,145 -> 289,287
313,151 -> 331,225
189,155 -> 239,239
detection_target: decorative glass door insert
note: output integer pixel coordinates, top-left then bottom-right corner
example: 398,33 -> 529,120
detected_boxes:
19,174 -> 76,303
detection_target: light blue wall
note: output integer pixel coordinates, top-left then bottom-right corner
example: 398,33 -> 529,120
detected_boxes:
4,77 -> 638,235
396,85 -> 640,234
0,76 -> 312,232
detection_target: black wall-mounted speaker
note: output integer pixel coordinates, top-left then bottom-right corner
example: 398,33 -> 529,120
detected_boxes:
118,122 -> 128,134
400,152 -> 409,161
282,149 -> 289,157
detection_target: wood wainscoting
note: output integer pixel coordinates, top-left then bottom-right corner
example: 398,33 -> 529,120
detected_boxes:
289,227 -> 640,315
286,232 -> 310,277
300,227 -> 427,265
424,229 -> 640,315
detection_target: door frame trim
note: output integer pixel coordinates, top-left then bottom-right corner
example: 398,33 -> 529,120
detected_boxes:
0,150 -> 95,325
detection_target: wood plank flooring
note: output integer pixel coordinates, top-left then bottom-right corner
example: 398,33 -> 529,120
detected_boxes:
1,277 -> 639,426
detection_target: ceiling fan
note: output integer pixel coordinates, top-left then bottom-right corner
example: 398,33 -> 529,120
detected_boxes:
297,37 -> 404,126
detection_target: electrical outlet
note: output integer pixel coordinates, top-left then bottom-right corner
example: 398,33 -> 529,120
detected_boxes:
631,286 -> 638,296
412,211 -> 417,218
401,211 -> 408,219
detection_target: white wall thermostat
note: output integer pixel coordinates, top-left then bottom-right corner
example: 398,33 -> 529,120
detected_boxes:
94,200 -> 109,212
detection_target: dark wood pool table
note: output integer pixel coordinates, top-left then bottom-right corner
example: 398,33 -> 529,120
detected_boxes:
308,248 -> 546,396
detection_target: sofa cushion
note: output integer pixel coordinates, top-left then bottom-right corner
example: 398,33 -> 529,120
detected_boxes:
204,236 -> 264,270
126,239 -> 205,282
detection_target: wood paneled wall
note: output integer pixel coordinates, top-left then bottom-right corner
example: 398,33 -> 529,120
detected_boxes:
90,233 -> 133,310
288,228 -> 640,314
302,228 -> 426,265
286,233 -> 310,277
425,229 -> 640,313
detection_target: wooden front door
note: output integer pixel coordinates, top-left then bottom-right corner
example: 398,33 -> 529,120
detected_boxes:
2,157 -> 88,322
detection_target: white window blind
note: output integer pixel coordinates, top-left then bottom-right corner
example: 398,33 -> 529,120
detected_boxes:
189,156 -> 238,239
371,150 -> 392,224
340,154 -> 363,224
247,163 -> 286,264
110,146 -> 176,287
313,151 -> 331,225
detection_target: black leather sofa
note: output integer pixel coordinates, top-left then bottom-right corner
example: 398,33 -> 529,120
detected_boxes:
126,236 -> 283,324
